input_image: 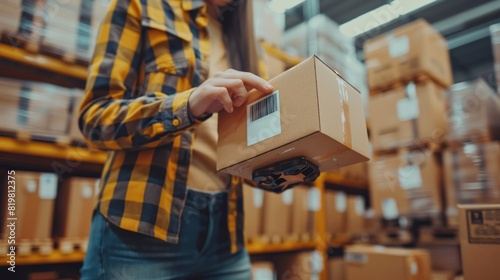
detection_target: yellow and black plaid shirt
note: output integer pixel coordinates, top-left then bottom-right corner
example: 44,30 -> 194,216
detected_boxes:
79,0 -> 244,252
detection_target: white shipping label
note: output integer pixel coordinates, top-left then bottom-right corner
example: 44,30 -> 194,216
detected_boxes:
389,35 -> 409,58
247,90 -> 281,146
95,179 -> 101,196
355,197 -> 365,216
382,198 -> 399,220
398,165 -> 422,190
397,98 -> 419,121
82,185 -> 93,199
253,188 -> 264,208
26,180 -> 37,193
336,192 -> 347,213
282,189 -> 293,205
253,269 -> 274,280
410,262 -> 419,276
39,173 -> 58,199
308,188 -> 321,212
345,253 -> 368,264
311,250 -> 324,272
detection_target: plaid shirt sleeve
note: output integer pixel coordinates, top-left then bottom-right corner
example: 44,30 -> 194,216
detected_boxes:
78,0 -> 200,151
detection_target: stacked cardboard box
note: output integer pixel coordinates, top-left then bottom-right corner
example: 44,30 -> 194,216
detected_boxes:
0,77 -> 82,139
367,20 -> 451,222
491,24 -> 500,91
54,177 -> 99,243
0,172 -> 58,242
445,79 -> 500,143
344,245 -> 432,280
325,190 -> 366,240
458,204 -> 500,280
364,19 -> 452,91
0,0 -> 108,64
369,149 -> 442,220
443,142 -> 500,227
243,183 -> 319,242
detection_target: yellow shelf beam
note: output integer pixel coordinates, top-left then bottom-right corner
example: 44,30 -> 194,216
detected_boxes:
1,250 -> 86,266
0,43 -> 87,80
0,136 -> 106,165
260,40 -> 304,66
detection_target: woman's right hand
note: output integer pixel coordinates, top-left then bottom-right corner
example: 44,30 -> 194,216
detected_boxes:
188,69 -> 274,118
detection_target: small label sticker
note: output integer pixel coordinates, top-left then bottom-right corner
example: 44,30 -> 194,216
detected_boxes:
355,196 -> 365,216
39,173 -> 58,199
311,250 -> 324,272
389,35 -> 409,58
336,192 -> 347,213
282,189 -> 293,205
247,90 -> 281,146
26,180 -> 37,193
253,188 -> 264,208
397,98 -> 419,121
398,165 -> 422,190
382,198 -> 399,220
410,261 -> 418,275
308,188 -> 321,212
94,179 -> 101,196
82,185 -> 93,199
467,209 -> 500,244
345,253 -> 368,264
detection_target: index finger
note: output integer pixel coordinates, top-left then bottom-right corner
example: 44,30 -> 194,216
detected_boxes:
225,70 -> 274,93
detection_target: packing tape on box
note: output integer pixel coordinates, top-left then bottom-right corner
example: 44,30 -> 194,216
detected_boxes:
336,77 -> 352,149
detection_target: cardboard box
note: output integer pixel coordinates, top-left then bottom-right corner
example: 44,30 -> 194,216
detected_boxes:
443,142 -> 500,227
0,1 -> 22,34
0,172 -> 57,241
272,250 -> 324,279
458,204 -> 500,280
262,190 -> 293,238
325,190 -> 347,238
328,257 -> 345,280
431,271 -> 456,280
369,149 -> 442,219
446,79 -> 500,143
345,245 -> 431,280
291,185 -> 318,238
418,228 -> 462,274
243,182 -> 264,240
54,177 -> 99,239
364,19 -> 452,90
369,81 -> 447,151
251,261 -> 275,280
217,55 -> 370,181
346,195 -> 365,235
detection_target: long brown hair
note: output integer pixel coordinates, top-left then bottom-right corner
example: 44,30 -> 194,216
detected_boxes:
219,0 -> 260,75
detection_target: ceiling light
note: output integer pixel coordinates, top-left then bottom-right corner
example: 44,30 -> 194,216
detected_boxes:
269,0 -> 305,13
339,0 -> 438,38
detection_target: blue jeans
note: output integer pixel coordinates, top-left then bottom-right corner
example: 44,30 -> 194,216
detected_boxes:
80,190 -> 251,279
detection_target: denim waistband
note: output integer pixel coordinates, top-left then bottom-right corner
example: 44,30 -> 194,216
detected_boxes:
185,189 -> 228,212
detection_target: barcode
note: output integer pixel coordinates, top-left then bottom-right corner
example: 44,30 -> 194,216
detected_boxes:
250,92 -> 278,122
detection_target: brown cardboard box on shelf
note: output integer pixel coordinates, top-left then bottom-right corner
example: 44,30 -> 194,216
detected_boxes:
369,81 -> 447,151
325,190 -> 347,238
431,270 -> 456,280
272,250 -> 324,279
446,79 -> 500,143
443,142 -> 500,227
364,19 -> 452,91
369,149 -> 442,219
54,177 -> 99,240
328,257 -> 345,280
346,195 -> 365,235
251,261 -> 275,280
243,182 -> 264,240
345,245 -> 431,280
217,55 -> 370,182
458,204 -> 500,280
262,189 -> 293,238
0,172 -> 57,241
291,185 -> 318,239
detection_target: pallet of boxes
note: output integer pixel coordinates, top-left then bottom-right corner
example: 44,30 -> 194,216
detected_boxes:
363,19 -> 456,279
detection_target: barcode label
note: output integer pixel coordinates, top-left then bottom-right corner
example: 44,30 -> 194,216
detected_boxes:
249,92 -> 279,122
345,253 -> 368,264
467,209 -> 500,244
247,90 -> 281,146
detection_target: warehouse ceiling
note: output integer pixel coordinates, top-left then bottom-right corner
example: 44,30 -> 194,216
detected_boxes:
285,0 -> 500,89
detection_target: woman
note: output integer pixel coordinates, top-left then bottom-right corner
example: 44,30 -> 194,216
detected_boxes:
79,0 -> 272,279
